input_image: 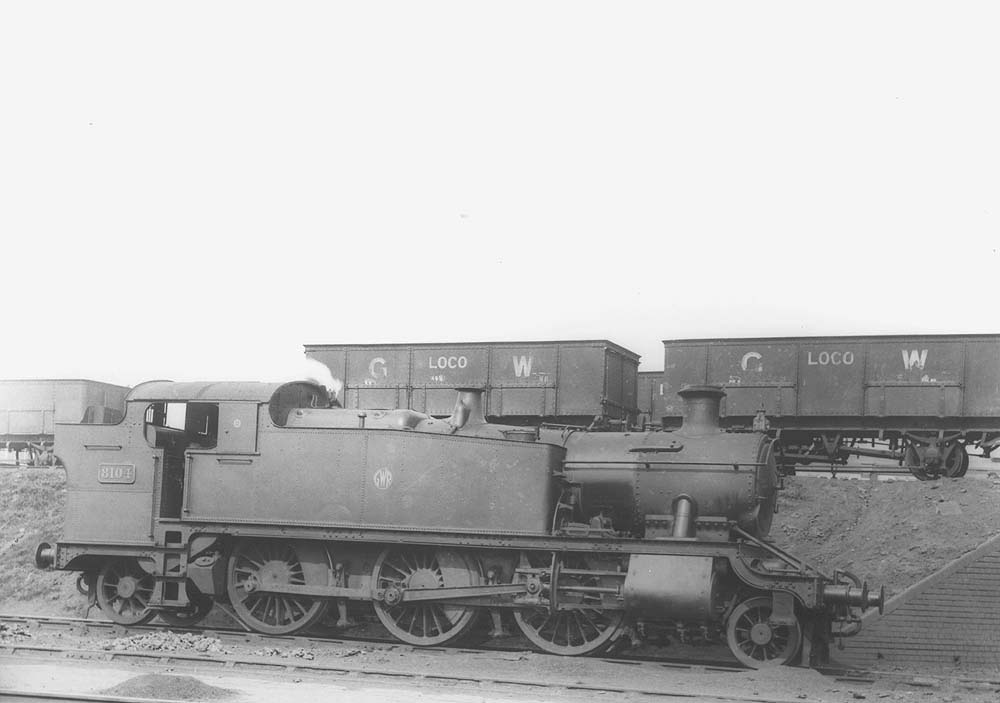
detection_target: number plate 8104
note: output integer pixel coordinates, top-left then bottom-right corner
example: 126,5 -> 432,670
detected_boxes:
98,463 -> 136,484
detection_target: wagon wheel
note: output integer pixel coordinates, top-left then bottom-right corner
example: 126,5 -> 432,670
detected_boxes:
941,442 -> 968,478
96,558 -> 156,625
226,539 -> 328,635
957,447 -> 970,477
726,596 -> 801,668
372,547 -> 481,646
158,582 -> 214,627
512,552 -> 626,656
903,445 -> 935,481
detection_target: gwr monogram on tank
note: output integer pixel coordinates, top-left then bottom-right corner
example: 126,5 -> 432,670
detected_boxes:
98,463 -> 135,484
373,467 -> 393,490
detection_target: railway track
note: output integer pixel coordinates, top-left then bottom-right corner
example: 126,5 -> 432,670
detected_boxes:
0,611 -> 745,670
0,614 -> 801,703
5,614 -> 997,703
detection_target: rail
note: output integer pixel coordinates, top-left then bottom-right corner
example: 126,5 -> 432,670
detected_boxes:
4,613 -> 994,700
0,613 -> 770,702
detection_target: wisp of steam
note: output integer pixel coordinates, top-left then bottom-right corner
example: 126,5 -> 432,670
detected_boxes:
286,358 -> 344,404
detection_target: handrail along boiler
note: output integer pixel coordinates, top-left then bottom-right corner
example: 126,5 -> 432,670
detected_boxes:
35,380 -> 881,667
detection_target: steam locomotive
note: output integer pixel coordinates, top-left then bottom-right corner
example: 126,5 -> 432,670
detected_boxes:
35,380 -> 881,667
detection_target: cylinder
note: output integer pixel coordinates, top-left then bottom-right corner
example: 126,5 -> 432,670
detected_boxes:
623,555 -> 716,619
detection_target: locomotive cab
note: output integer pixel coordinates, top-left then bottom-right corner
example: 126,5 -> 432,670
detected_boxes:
136,381 -> 330,519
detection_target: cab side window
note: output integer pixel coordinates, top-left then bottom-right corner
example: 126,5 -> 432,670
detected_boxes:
144,402 -> 219,449
186,403 -> 219,448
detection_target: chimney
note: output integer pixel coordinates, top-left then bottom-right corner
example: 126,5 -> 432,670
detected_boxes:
448,388 -> 487,429
677,385 -> 725,436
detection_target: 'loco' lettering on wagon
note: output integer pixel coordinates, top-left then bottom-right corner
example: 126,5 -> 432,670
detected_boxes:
428,355 -> 468,370
806,351 -> 855,366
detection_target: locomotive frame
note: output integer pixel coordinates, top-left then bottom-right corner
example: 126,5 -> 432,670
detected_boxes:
36,380 -> 881,668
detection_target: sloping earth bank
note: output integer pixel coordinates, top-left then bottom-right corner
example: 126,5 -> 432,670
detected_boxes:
4,467 -> 1000,616
772,472 -> 1000,596
0,468 -> 79,616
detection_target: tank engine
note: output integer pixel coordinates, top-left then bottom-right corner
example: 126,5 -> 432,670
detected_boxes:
35,380 -> 881,668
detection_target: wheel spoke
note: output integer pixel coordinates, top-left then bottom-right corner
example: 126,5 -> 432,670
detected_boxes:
513,553 -> 625,656
569,615 -> 583,646
249,596 -> 265,617
403,607 -> 418,634
241,555 -> 265,569
247,544 -> 267,565
400,552 -> 418,573
554,614 -> 567,646
226,539 -> 326,635
429,605 -> 447,635
529,610 -> 551,630
576,607 -> 600,631
97,559 -> 155,626
726,596 -> 801,668
383,560 -> 410,578
373,547 -> 479,646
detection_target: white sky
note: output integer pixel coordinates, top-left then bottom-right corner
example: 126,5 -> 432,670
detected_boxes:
1,2 -> 997,387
